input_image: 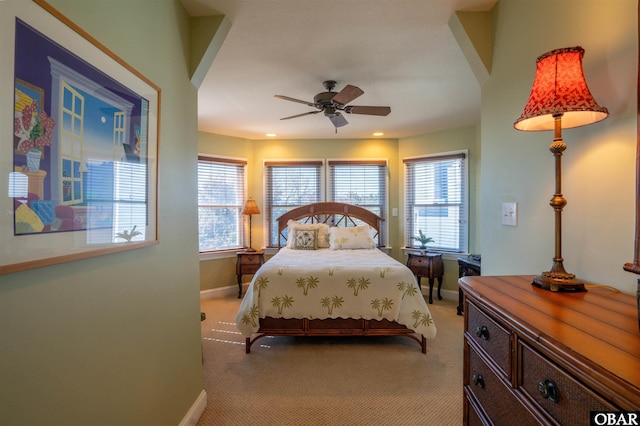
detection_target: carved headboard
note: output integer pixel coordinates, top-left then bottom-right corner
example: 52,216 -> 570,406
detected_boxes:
276,202 -> 383,249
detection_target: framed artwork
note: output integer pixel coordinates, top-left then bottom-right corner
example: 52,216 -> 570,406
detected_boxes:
1,0 -> 159,274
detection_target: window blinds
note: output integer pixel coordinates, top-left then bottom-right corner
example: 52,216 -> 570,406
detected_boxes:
328,160 -> 387,245
264,161 -> 323,247
197,156 -> 247,252
404,153 -> 468,253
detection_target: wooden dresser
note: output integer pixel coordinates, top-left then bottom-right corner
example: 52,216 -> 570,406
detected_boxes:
459,275 -> 640,425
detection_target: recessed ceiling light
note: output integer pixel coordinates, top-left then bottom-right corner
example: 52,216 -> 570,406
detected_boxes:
373,132 -> 384,137
266,133 -> 277,137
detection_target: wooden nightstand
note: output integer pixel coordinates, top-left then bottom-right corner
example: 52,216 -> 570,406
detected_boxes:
406,252 -> 444,304
457,255 -> 481,316
236,251 -> 264,298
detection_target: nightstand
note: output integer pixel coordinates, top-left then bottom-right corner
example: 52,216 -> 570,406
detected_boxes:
236,251 -> 264,298
457,255 -> 481,315
406,252 -> 444,304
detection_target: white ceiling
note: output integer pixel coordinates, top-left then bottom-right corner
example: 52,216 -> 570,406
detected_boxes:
180,0 -> 495,140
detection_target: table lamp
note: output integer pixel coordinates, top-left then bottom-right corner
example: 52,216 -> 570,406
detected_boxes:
241,198 -> 260,252
514,46 -> 608,291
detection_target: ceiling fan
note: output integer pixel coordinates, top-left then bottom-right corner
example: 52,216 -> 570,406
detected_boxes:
274,80 -> 391,130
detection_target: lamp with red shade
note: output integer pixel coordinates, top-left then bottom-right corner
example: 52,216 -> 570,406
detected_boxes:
514,46 -> 609,292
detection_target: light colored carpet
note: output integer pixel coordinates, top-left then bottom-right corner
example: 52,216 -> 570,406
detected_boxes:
198,293 -> 463,426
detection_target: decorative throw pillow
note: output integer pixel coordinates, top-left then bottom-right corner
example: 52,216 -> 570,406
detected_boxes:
30,200 -> 56,225
291,228 -> 318,250
15,203 -> 45,233
329,225 -> 375,250
286,220 -> 330,248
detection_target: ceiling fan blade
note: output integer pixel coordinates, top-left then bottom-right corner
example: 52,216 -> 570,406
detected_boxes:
274,95 -> 316,108
280,110 -> 321,120
331,84 -> 364,105
329,112 -> 349,128
345,105 -> 391,116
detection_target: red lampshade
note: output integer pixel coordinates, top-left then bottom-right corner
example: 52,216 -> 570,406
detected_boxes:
514,46 -> 608,131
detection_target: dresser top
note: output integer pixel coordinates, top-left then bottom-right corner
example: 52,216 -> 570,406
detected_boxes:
460,275 -> 640,408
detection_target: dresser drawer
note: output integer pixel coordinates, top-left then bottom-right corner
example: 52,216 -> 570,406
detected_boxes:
467,302 -> 511,378
240,255 -> 263,265
519,342 -> 616,425
464,390 -> 486,426
466,343 -> 539,426
239,264 -> 261,274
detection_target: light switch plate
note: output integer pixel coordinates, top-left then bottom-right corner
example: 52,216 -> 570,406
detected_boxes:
501,202 -> 517,226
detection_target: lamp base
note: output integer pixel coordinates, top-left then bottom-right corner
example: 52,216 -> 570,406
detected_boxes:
244,247 -> 257,252
532,271 -> 586,292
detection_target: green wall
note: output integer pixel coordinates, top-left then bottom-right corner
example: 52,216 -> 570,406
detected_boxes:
481,0 -> 637,294
0,1 -> 203,425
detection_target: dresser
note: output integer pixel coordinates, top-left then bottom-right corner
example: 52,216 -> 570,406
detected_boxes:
459,275 -> 640,425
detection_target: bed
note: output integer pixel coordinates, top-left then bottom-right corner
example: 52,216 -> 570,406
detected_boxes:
235,202 -> 437,353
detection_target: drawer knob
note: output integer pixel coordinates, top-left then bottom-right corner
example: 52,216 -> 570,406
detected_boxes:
472,373 -> 485,389
474,325 -> 490,340
538,379 -> 560,403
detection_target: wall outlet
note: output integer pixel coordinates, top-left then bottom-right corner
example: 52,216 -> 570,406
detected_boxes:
501,202 -> 517,226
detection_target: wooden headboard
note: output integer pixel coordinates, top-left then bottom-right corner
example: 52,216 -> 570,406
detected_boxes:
276,202 -> 383,249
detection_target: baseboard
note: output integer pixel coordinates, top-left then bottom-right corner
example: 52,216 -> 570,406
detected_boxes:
421,287 -> 458,302
200,283 -> 248,299
179,389 -> 207,426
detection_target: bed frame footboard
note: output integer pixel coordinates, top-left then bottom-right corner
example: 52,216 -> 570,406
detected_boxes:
245,317 -> 427,354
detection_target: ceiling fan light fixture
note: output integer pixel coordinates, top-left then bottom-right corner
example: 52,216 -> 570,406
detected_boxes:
275,81 -> 390,130
324,107 -> 337,116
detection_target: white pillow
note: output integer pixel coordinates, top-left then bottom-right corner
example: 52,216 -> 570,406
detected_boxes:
286,220 -> 330,248
329,225 -> 375,250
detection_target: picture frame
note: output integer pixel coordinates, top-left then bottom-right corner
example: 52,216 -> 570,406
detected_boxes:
1,0 -> 159,274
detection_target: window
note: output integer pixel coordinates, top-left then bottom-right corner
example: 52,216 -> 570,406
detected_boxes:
264,161 -> 323,247
328,160 -> 388,245
113,161 -> 147,241
198,156 -> 247,252
84,159 -> 148,244
404,152 -> 468,253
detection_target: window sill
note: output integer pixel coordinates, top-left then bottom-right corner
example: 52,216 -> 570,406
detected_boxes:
199,250 -> 242,261
400,247 -> 469,262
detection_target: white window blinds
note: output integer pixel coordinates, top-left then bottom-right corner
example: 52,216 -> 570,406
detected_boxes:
197,156 -> 247,252
404,153 -> 468,253
113,161 -> 147,241
264,161 -> 323,247
328,160 -> 387,245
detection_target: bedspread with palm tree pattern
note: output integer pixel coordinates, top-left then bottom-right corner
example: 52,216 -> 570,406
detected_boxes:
235,248 -> 437,340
